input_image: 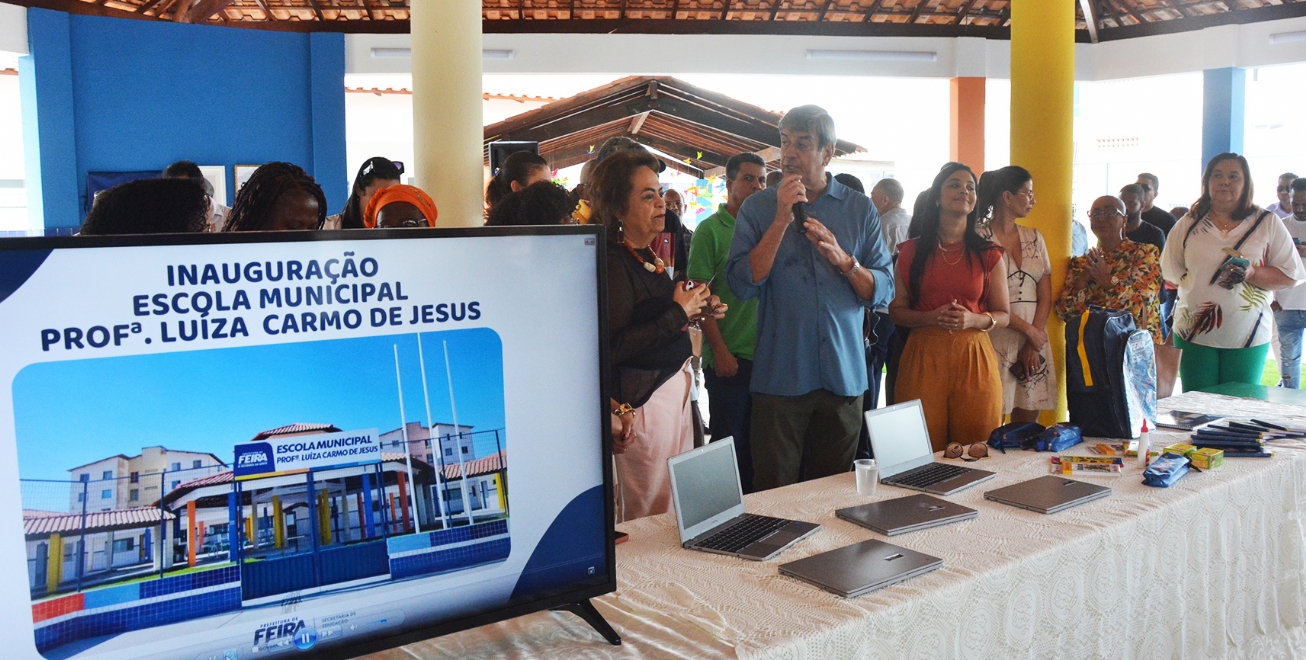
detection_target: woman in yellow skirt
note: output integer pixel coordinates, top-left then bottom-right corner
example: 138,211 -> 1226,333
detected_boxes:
890,163 -> 1010,452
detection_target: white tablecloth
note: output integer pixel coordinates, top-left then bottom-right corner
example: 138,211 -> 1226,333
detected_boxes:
371,392 -> 1306,659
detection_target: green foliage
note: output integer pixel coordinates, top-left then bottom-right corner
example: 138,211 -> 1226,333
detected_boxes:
1239,283 -> 1268,312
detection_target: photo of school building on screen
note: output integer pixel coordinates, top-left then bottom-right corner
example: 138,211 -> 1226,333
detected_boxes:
14,329 -> 509,657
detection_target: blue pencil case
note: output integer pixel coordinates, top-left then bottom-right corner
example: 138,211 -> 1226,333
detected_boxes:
1142,452 -> 1190,487
1035,423 -> 1083,452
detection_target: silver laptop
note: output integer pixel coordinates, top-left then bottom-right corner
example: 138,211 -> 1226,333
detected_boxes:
836,493 -> 978,536
866,400 -> 996,495
984,475 -> 1112,514
668,438 -> 819,561
778,538 -> 943,598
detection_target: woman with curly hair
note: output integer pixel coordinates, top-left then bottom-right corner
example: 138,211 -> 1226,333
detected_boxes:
223,162 -> 326,232
1160,153 -> 1304,390
485,180 -> 577,227
594,149 -> 721,521
80,178 -> 210,235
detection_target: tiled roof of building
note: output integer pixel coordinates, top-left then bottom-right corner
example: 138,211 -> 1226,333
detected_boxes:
441,451 -> 507,480
162,453 -> 436,508
252,423 -> 341,440
37,1 -> 1306,43
23,507 -> 176,538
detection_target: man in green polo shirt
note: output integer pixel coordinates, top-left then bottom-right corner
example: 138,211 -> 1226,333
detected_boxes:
688,152 -> 766,492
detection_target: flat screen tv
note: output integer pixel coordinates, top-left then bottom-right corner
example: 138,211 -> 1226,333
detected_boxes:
0,226 -> 616,659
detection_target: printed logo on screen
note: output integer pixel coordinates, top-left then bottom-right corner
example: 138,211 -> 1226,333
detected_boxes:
233,442 -> 274,478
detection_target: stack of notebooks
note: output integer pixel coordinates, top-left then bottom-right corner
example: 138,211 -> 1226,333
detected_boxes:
1187,419 -> 1304,458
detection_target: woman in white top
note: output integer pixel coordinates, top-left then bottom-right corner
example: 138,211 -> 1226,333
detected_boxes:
1161,153 -> 1306,391
976,166 -> 1056,422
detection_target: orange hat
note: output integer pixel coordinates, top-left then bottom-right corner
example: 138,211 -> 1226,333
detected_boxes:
363,184 -> 439,228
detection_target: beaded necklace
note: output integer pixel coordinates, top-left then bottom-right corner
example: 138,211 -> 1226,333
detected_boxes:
623,241 -> 666,275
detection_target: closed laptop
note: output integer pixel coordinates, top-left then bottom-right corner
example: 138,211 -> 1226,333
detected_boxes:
779,538 -> 942,598
836,493 -> 977,536
984,475 -> 1111,514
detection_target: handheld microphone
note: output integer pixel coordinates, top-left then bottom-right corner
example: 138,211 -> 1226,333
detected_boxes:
793,202 -> 807,234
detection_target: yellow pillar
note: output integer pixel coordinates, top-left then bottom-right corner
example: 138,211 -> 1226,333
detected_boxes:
187,501 -> 197,568
949,77 -> 986,173
1011,0 -> 1075,423
272,496 -> 284,549
318,491 -> 332,545
46,534 -> 62,593
411,2 -> 484,227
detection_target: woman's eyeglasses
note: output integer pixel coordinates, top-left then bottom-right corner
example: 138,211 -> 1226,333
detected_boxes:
944,443 -> 989,461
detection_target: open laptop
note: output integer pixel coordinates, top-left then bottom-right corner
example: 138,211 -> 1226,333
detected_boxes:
984,475 -> 1111,514
866,400 -> 996,496
667,438 -> 820,561
778,538 -> 943,598
836,493 -> 978,536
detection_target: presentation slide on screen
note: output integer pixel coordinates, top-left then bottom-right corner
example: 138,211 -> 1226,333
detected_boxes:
0,232 -> 608,659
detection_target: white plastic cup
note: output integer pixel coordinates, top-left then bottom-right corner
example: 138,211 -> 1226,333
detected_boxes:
854,459 -> 879,496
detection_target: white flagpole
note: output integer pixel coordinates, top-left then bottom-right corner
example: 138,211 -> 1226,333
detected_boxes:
444,340 -> 474,525
393,345 -> 421,534
417,334 -> 450,529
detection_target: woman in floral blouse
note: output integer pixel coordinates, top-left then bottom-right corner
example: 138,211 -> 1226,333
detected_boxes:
1056,195 -> 1163,342
1160,153 -> 1305,391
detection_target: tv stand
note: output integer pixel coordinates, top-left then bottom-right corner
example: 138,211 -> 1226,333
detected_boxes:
553,599 -> 621,646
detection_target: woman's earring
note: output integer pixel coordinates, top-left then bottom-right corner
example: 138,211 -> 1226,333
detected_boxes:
616,219 -> 624,244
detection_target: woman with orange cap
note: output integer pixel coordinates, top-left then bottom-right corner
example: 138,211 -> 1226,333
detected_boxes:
363,185 -> 439,228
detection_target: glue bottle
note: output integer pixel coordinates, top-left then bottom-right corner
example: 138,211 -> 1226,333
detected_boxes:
1137,420 -> 1151,469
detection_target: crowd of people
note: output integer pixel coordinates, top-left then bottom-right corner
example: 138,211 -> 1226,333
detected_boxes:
75,105 -> 1306,523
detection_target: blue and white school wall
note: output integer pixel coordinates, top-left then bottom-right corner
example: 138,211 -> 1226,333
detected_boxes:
19,7 -> 347,235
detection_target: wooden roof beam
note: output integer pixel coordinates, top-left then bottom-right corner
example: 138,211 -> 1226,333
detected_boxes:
253,0 -> 277,21
136,0 -> 168,14
704,145 -> 781,178
1080,0 -> 1100,42
179,0 -> 234,23
817,0 -> 835,21
862,0 -> 887,22
628,110 -> 652,135
909,0 -> 939,24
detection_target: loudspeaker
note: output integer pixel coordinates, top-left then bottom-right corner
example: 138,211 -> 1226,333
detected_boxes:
488,141 -> 540,175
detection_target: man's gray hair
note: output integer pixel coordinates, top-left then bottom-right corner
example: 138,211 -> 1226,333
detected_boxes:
594,136 -> 648,165
1137,172 -> 1160,191
779,105 -> 837,150
873,178 -> 904,203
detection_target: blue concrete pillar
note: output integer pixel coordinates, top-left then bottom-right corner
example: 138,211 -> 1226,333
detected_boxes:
20,9 -> 81,235
361,471 -> 376,539
227,488 -> 241,564
1202,67 -> 1246,169
309,32 -> 347,215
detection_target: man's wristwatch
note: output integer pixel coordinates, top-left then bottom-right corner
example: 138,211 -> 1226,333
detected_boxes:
612,403 -> 634,416
842,257 -> 861,278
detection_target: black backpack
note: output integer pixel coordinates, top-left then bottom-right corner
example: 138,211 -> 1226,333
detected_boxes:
1065,306 -> 1157,439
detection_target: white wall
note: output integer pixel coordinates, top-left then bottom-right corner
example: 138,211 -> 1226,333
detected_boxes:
347,15 -> 1306,82
0,3 -> 27,56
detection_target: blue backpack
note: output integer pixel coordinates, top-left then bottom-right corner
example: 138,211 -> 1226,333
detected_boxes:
1065,306 -> 1156,439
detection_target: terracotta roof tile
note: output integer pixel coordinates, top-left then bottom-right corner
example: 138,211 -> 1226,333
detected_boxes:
24,507 -> 176,537
252,423 -> 341,440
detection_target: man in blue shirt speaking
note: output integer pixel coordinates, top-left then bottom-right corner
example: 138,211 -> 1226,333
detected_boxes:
726,105 -> 894,490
